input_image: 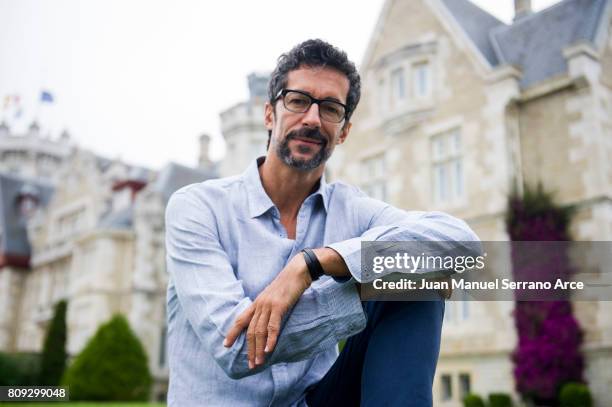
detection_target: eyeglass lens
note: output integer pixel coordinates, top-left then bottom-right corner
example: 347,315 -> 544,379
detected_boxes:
283,91 -> 345,123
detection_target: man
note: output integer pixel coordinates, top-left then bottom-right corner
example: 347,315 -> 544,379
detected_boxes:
165,39 -> 478,406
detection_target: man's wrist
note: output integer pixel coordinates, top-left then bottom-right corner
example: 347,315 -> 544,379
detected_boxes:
301,248 -> 325,281
312,247 -> 350,278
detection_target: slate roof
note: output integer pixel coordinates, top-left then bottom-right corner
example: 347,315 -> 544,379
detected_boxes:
0,172 -> 54,258
441,0 -> 609,88
98,207 -> 134,229
441,0 -> 505,66
96,162 -> 216,230
153,162 -> 217,203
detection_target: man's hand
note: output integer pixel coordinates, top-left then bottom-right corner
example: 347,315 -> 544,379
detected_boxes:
223,253 -> 312,369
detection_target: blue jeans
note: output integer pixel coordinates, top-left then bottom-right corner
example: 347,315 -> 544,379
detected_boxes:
305,298 -> 445,407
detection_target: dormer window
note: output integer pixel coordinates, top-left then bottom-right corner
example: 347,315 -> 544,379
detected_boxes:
391,67 -> 405,103
373,42 -> 436,120
412,61 -> 431,98
16,184 -> 40,218
18,195 -> 39,218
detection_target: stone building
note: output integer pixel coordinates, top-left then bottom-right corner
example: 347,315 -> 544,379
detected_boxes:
0,121 -> 72,180
219,72 -> 269,177
0,123 -> 216,400
333,0 -> 612,405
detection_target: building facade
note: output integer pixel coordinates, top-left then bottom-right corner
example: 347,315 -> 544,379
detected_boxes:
219,72 -> 269,177
333,0 -> 612,405
0,123 -> 216,400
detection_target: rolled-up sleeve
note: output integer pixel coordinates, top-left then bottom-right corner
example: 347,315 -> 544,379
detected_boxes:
327,196 -> 481,283
165,190 -> 365,380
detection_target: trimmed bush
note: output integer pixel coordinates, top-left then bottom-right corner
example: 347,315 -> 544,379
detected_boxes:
463,393 -> 485,407
62,314 -> 152,401
560,382 -> 592,407
0,352 -> 41,385
489,392 -> 513,407
39,299 -> 68,385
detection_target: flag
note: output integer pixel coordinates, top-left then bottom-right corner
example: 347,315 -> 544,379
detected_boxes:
3,94 -> 20,110
40,90 -> 54,103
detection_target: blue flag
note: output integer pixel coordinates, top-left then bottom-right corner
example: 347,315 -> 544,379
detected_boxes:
40,90 -> 54,103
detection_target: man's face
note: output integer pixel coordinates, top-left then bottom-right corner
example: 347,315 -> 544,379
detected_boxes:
265,66 -> 352,171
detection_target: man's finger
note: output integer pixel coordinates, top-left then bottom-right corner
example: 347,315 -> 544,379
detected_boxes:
223,305 -> 255,347
246,309 -> 261,369
265,311 -> 282,355
254,306 -> 270,366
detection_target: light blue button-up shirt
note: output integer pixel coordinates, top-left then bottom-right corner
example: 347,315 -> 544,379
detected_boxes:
165,158 -> 478,407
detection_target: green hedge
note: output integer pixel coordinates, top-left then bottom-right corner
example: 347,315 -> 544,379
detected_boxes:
463,393 -> 485,407
39,300 -> 68,385
0,352 -> 41,386
489,392 -> 513,407
560,382 -> 592,407
62,314 -> 152,401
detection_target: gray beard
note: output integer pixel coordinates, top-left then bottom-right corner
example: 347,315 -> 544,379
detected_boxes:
275,129 -> 331,171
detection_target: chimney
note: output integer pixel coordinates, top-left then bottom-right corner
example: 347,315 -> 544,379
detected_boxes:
514,0 -> 532,21
199,133 -> 212,168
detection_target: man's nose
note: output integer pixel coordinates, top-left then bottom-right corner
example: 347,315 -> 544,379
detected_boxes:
301,103 -> 322,128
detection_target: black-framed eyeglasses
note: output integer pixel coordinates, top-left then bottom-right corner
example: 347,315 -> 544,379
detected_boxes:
275,89 -> 347,123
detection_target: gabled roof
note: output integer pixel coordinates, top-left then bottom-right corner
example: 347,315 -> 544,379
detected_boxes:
440,0 -> 506,66
490,0 -> 608,87
365,0 -> 609,90
0,172 -> 54,259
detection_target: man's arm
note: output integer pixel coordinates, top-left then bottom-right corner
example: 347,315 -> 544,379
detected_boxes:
226,195 -> 480,368
326,198 -> 482,283
223,248 -> 349,370
165,190 -> 365,379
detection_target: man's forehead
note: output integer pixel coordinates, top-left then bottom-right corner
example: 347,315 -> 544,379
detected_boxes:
285,66 -> 350,101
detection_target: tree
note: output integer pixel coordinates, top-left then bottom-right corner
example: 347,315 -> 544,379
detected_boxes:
506,184 -> 584,405
62,314 -> 152,401
39,299 -> 68,385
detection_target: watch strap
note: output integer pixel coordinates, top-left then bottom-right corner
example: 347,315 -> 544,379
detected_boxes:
301,248 -> 325,281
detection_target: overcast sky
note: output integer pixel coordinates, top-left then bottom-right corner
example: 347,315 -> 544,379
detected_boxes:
0,0 -> 559,170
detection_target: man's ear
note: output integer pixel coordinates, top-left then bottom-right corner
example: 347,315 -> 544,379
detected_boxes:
336,121 -> 352,145
264,102 -> 274,131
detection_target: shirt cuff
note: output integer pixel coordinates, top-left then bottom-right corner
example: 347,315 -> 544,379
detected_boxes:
326,239 -> 365,283
315,277 -> 366,341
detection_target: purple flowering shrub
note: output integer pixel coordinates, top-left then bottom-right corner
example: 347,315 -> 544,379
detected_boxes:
506,185 -> 584,405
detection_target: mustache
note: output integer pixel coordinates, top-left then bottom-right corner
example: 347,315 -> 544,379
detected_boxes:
286,128 -> 327,145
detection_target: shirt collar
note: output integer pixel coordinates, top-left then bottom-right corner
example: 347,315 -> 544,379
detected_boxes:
243,157 -> 330,218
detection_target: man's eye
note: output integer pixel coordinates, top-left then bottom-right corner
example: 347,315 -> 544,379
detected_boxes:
287,97 -> 309,108
322,104 -> 341,115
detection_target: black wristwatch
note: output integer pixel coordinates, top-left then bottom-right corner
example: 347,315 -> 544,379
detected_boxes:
301,248 -> 325,281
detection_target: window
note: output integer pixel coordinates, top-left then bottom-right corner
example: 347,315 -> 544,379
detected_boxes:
431,129 -> 463,204
441,374 -> 453,401
360,154 -> 387,201
412,61 -> 430,98
377,78 -> 386,112
444,290 -> 470,323
459,373 -> 471,398
56,207 -> 86,238
391,67 -> 405,102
